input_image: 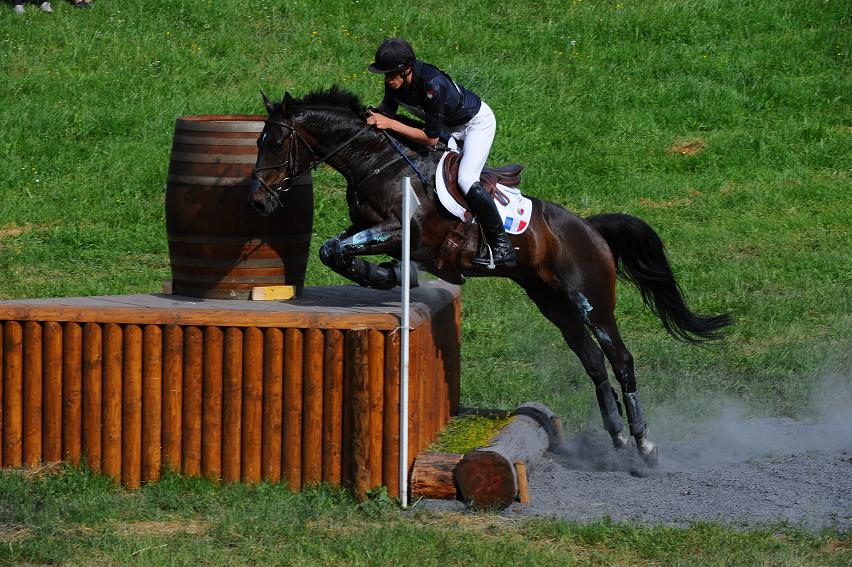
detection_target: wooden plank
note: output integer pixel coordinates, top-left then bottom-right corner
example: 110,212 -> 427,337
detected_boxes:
348,328 -> 371,502
301,328 -> 323,487
82,323 -> 102,471
241,327 -> 263,483
182,326 -> 203,477
250,285 -> 296,301
162,325 -> 183,471
0,304 -> 403,330
122,325 -> 143,489
283,328 -> 303,490
62,322 -> 83,465
42,321 -> 63,463
141,325 -> 162,483
102,323 -> 123,481
367,329 -> 384,489
322,329 -> 343,486
261,328 -> 283,483
382,330 -> 401,498
202,326 -> 223,481
222,327 -> 243,483
3,321 -> 23,467
0,282 -> 463,330
23,321 -> 43,467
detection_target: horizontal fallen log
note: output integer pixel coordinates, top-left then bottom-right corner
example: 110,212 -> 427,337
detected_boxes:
455,402 -> 563,509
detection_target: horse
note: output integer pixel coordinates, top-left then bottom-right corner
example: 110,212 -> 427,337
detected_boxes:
248,86 -> 731,465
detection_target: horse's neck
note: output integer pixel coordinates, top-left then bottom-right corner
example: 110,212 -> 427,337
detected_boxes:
300,112 -> 389,184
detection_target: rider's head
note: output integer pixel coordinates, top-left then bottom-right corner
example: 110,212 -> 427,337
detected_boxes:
368,38 -> 415,90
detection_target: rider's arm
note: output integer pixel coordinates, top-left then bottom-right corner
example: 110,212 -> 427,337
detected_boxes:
367,111 -> 439,147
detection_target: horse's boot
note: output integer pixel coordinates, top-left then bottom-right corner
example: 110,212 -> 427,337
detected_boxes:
466,182 -> 517,268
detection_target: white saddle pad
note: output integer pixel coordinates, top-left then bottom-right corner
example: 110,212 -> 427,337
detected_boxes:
434,150 -> 533,235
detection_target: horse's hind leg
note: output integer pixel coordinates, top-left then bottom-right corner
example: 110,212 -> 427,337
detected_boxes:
518,282 -> 630,449
575,294 -> 659,464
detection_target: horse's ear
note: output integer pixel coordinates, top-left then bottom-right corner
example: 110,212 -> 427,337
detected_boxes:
283,92 -> 296,115
261,90 -> 274,114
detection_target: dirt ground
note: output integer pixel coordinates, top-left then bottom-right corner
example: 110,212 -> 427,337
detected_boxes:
418,415 -> 852,532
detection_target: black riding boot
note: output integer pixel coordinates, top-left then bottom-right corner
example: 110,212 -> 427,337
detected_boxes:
466,182 -> 517,268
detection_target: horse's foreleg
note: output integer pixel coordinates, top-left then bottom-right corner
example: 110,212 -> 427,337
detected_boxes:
319,222 -> 411,290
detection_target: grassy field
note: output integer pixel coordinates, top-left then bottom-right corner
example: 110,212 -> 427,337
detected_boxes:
1,0 -> 850,563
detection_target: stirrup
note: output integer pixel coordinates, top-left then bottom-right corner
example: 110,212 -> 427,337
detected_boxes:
472,243 -> 516,269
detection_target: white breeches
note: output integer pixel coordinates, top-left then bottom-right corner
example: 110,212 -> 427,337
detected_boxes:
448,102 -> 496,194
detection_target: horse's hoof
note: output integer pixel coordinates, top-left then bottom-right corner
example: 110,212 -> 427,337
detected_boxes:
610,430 -> 630,450
638,442 -> 660,468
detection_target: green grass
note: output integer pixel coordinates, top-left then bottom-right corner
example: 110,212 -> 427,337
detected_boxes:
1,0 -> 850,562
0,465 -> 849,566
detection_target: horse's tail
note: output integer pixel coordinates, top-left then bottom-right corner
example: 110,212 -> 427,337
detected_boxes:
586,213 -> 731,343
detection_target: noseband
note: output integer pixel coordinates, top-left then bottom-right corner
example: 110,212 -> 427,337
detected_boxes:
252,118 -> 371,207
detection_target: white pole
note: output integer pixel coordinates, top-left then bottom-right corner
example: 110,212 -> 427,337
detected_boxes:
400,176 -> 419,509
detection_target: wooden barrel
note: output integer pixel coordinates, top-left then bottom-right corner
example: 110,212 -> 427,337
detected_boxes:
166,115 -> 313,299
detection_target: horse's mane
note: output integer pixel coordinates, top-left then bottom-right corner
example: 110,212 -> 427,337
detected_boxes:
293,85 -> 364,115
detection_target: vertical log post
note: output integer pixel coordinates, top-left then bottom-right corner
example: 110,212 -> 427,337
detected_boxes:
283,328 -> 303,490
382,330 -> 401,498
162,325 -> 183,472
348,328 -> 370,502
367,329 -> 384,489
182,326 -> 203,477
102,323 -> 122,482
43,322 -> 63,463
23,321 -> 43,467
141,325 -> 162,483
0,322 -> 3,467
3,321 -> 23,468
222,327 -> 243,483
322,329 -> 343,486
261,328 -> 283,483
122,324 -> 143,489
62,322 -> 83,466
82,323 -> 102,472
241,327 -> 263,483
302,328 -> 323,487
202,326 -> 223,481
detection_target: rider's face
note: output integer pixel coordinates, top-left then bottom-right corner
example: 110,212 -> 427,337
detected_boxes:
384,68 -> 408,90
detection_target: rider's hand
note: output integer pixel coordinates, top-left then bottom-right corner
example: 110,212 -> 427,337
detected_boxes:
367,110 -> 394,130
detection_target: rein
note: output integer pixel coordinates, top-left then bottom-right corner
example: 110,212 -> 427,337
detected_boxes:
253,114 -> 431,207
252,120 -> 371,207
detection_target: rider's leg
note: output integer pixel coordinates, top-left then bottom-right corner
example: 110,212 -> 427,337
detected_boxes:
457,103 -> 515,268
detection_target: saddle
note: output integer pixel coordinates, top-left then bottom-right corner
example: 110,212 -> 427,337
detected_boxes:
435,153 -> 525,283
441,152 -> 524,217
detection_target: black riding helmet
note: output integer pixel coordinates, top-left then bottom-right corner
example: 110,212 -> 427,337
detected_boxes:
368,38 -> 416,74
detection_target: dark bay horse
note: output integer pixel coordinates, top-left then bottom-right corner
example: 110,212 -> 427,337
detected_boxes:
249,87 -> 731,464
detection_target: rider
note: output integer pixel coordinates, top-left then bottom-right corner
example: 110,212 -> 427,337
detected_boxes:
366,38 -> 516,268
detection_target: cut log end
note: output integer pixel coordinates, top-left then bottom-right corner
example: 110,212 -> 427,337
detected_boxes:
410,452 -> 463,500
455,450 -> 515,509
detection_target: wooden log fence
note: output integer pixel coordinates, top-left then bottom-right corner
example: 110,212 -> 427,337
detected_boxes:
0,283 -> 460,499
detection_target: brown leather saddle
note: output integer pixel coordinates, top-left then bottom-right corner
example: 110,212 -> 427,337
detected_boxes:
441,151 -> 524,218
434,152 -> 524,283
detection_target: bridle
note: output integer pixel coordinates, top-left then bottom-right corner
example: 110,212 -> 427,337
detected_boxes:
252,117 -> 371,208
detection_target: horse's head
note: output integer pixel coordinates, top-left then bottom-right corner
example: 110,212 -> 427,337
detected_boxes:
248,91 -> 314,216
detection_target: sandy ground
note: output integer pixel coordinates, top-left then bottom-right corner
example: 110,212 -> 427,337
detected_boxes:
418,416 -> 852,531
